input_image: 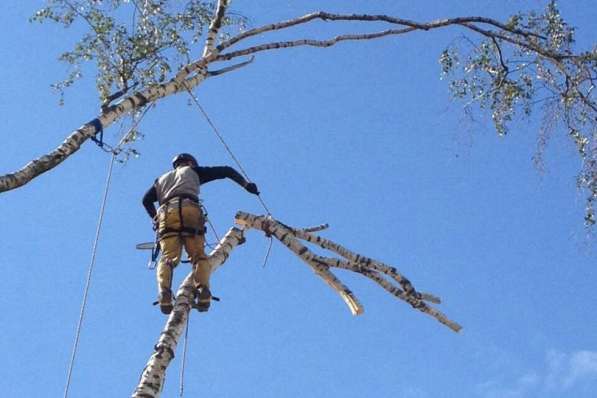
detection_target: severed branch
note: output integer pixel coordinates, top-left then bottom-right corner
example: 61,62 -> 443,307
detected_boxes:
235,211 -> 462,332
133,212 -> 459,397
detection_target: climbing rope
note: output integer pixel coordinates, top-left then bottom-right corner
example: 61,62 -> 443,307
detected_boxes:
183,83 -> 273,216
179,316 -> 191,397
64,107 -> 151,398
63,152 -> 116,398
183,84 -> 275,268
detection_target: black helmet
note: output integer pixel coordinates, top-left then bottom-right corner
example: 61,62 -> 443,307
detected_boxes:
172,153 -> 197,168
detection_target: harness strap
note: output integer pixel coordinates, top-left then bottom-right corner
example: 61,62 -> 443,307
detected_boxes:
157,195 -> 206,239
160,226 -> 206,236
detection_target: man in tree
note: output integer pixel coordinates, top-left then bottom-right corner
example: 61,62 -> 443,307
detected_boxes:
142,153 -> 260,314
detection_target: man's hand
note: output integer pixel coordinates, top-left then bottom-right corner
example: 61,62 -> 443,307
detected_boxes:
245,182 -> 260,195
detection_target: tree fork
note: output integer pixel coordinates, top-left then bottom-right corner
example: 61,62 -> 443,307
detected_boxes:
133,212 -> 460,397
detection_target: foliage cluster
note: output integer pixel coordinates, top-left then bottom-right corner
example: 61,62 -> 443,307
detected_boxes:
440,1 -> 596,224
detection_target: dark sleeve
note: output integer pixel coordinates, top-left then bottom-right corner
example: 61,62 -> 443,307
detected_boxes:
194,166 -> 247,188
142,184 -> 158,219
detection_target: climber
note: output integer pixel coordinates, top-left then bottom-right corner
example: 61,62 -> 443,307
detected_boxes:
142,153 -> 259,314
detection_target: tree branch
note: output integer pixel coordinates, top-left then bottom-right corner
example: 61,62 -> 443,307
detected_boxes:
235,212 -> 461,332
216,28 -> 416,61
207,56 -> 255,77
202,0 -> 230,57
0,69 -> 209,193
217,12 -> 546,52
3,7 -> 594,194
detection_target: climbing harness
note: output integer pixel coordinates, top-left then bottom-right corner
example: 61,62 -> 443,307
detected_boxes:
157,196 -> 207,238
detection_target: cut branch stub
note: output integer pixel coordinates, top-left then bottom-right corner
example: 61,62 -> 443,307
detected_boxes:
235,211 -> 461,332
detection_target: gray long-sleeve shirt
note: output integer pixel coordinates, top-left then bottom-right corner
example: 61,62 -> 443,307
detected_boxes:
142,165 -> 248,219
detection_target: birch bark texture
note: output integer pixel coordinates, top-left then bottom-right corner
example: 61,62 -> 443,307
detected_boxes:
3,2 -> 595,225
133,212 -> 460,398
235,212 -> 461,333
132,226 -> 245,398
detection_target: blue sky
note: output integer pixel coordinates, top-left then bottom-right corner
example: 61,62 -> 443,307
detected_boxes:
1,1 -> 596,397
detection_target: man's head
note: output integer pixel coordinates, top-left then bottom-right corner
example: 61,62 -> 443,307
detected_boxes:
172,153 -> 198,169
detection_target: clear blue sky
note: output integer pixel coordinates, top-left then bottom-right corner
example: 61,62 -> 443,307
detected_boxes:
1,1 -> 596,397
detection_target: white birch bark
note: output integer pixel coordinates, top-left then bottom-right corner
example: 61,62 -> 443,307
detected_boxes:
202,0 -> 230,57
132,227 -> 245,398
235,211 -> 461,332
234,212 -> 363,315
0,7 -> 585,193
0,71 -> 208,193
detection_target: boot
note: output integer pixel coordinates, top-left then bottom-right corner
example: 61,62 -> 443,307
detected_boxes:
193,285 -> 211,312
158,288 -> 173,314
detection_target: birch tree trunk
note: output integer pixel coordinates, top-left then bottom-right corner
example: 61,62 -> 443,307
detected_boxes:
133,212 -> 460,397
132,226 -> 245,398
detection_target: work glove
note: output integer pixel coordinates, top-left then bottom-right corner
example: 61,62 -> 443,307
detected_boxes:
245,182 -> 260,195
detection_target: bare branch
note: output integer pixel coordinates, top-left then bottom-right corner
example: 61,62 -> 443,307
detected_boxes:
490,36 -> 509,74
235,212 -> 461,332
0,69 -> 209,193
297,223 -> 330,233
202,0 -> 230,57
207,56 -> 255,77
217,27 -> 416,61
217,12 -> 546,52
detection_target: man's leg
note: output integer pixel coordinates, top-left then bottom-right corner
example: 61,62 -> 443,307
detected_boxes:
156,236 -> 182,314
184,234 -> 211,311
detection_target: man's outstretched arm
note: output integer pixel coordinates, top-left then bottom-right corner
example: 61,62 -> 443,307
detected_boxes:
195,166 -> 259,194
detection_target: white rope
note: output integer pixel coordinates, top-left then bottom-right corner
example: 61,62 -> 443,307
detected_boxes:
178,316 -> 191,397
64,106 -> 152,397
183,84 -> 273,216
63,152 -> 116,398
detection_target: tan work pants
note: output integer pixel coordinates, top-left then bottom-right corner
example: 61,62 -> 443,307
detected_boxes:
156,202 -> 209,293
